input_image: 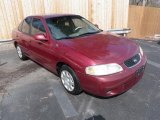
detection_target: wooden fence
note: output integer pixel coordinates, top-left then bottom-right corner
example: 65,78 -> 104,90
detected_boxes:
128,5 -> 160,38
0,0 -> 129,40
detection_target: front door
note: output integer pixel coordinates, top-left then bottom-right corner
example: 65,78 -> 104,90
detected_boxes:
29,17 -> 55,69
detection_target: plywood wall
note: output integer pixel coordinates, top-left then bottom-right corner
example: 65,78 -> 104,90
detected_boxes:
0,0 -> 129,40
112,0 -> 129,28
128,5 -> 160,38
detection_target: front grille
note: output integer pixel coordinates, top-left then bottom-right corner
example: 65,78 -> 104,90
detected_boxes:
124,54 -> 140,68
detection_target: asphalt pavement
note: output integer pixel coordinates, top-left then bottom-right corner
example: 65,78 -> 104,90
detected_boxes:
0,40 -> 160,120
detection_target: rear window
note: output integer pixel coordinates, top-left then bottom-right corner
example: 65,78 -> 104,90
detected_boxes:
18,21 -> 23,31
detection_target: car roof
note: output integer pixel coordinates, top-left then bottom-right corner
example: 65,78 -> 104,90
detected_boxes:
27,14 -> 80,19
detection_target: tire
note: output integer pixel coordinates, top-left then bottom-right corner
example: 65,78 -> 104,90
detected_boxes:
16,44 -> 28,60
60,65 -> 82,95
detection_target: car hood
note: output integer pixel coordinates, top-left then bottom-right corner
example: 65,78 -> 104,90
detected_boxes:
61,32 -> 139,64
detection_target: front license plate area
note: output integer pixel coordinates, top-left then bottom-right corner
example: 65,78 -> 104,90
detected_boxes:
135,66 -> 145,76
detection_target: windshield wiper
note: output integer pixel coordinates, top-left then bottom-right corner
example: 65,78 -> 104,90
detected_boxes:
78,30 -> 102,37
57,30 -> 103,40
57,36 -> 76,40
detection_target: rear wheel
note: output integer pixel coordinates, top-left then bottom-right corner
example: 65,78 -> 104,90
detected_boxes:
16,45 -> 28,60
60,65 -> 82,95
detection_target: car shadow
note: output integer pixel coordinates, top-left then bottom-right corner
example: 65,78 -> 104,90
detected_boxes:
85,115 -> 106,120
84,91 -> 126,99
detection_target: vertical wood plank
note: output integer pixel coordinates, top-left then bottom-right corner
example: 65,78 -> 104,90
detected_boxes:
0,0 -> 130,40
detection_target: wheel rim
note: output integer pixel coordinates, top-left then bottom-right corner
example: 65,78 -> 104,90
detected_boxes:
61,70 -> 75,91
16,46 -> 22,58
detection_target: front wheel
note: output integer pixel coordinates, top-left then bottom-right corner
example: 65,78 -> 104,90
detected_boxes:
16,45 -> 28,60
60,65 -> 82,95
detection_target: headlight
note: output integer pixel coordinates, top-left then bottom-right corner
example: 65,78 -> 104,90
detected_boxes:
85,63 -> 123,76
139,46 -> 143,56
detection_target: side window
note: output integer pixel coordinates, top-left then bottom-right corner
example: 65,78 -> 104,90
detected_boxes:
31,18 -> 46,35
21,17 -> 32,34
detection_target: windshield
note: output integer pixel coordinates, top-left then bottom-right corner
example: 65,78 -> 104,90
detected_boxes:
45,16 -> 101,40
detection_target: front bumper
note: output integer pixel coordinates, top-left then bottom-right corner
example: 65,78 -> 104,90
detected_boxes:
76,55 -> 147,97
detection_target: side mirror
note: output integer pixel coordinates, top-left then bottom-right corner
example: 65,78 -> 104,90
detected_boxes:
34,34 -> 48,42
94,24 -> 99,28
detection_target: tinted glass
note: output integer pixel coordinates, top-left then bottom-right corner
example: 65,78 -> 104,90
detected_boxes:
21,17 -> 32,34
46,16 -> 101,40
31,18 -> 46,35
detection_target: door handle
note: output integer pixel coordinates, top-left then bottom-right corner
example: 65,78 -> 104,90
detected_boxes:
38,41 -> 43,45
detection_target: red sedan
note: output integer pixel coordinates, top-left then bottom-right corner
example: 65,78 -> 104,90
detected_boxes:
12,14 -> 147,97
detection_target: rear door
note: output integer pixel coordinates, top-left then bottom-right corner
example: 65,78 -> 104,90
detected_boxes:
19,17 -> 32,55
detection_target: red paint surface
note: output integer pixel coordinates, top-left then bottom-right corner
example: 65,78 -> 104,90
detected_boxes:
12,15 -> 147,97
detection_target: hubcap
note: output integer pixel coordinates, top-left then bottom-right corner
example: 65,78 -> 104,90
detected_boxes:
61,70 -> 75,91
16,46 -> 22,58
